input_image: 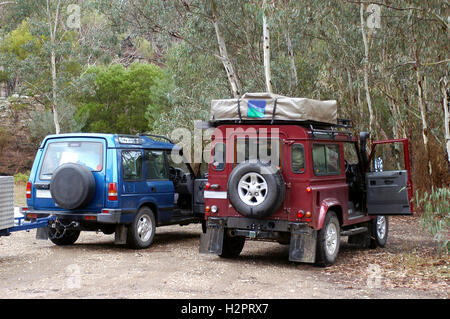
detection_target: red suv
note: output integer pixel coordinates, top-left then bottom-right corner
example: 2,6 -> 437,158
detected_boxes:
199,94 -> 413,266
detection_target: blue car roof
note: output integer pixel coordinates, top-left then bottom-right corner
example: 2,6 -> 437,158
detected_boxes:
39,133 -> 176,150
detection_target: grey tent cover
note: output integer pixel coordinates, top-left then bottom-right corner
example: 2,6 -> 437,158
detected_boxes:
210,92 -> 337,125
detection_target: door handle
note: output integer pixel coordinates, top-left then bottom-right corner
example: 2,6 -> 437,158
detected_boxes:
151,187 -> 156,192
384,180 -> 394,185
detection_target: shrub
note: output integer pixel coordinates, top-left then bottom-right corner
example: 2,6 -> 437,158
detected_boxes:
415,187 -> 450,255
14,171 -> 30,183
0,126 -> 12,152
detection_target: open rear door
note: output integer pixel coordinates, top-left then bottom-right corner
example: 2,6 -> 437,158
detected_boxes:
366,139 -> 413,215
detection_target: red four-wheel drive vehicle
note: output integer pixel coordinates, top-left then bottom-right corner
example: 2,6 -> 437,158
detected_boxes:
199,93 -> 413,266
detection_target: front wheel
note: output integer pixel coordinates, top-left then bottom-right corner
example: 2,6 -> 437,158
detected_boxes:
315,211 -> 340,267
127,207 -> 156,249
369,216 -> 389,248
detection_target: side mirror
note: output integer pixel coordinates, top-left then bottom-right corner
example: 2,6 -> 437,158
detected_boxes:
375,156 -> 383,172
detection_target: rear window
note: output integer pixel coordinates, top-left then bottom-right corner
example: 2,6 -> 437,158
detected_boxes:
40,141 -> 103,180
291,144 -> 305,173
235,138 -> 281,167
211,142 -> 226,171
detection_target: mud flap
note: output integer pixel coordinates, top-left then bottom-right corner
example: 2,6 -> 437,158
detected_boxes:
36,226 -> 49,240
199,224 -> 224,255
289,226 -> 317,263
114,224 -> 128,245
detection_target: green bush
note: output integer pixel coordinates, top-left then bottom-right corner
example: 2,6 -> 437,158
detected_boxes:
14,171 -> 29,183
415,187 -> 450,255
76,62 -> 171,134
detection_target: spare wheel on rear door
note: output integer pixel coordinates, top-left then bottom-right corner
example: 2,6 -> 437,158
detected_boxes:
227,160 -> 285,219
50,163 -> 96,210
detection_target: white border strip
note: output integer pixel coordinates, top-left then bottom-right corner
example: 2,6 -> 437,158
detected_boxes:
204,191 -> 228,199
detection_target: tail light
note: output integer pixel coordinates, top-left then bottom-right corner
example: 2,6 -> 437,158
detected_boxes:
108,183 -> 118,201
26,181 -> 32,199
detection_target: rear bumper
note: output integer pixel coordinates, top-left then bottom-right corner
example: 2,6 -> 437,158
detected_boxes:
206,216 -> 303,234
200,216 -> 317,263
23,208 -> 122,224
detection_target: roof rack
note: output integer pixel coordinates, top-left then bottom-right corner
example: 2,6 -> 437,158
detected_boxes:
137,133 -> 173,144
309,119 -> 353,140
205,118 -> 352,129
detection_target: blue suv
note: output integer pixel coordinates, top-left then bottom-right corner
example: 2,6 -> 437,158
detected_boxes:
24,133 -> 206,249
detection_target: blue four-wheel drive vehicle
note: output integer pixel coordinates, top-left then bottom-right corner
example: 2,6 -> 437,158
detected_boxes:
23,133 -> 207,249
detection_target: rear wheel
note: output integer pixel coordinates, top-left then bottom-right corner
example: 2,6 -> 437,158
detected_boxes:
315,211 -> 340,267
127,207 -> 156,249
219,231 -> 245,258
48,227 -> 80,246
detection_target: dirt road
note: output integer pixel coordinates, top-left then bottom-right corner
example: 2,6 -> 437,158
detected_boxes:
0,217 -> 448,299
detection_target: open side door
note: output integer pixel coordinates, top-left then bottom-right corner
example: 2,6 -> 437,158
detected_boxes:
366,139 -> 413,215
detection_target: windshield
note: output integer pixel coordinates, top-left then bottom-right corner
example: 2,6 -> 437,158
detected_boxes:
40,141 -> 103,179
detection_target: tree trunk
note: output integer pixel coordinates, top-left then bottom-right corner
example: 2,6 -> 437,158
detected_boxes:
262,0 -> 272,93
360,3 -> 375,136
412,17 -> 432,185
441,76 -> 450,170
210,0 -> 241,98
356,72 -> 363,124
285,28 -> 297,93
401,81 -> 413,141
47,0 -> 61,134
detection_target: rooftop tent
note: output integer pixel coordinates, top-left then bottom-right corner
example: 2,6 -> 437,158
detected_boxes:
210,92 -> 338,125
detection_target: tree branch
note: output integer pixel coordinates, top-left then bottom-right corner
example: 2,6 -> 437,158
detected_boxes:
0,1 -> 15,6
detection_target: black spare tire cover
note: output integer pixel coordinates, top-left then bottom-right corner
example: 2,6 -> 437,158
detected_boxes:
227,160 -> 285,219
50,163 -> 96,210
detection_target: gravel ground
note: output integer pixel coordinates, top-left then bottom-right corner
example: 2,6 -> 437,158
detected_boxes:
0,216 -> 448,299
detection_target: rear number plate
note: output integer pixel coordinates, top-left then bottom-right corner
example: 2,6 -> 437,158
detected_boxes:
36,189 -> 52,199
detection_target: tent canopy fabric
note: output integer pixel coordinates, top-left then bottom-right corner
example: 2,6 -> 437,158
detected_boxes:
210,92 -> 337,125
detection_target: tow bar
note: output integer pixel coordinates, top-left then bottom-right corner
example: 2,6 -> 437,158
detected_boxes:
46,219 -> 80,240
0,215 -> 56,237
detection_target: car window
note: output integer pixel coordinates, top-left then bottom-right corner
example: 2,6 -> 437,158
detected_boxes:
291,144 -> 305,173
343,142 -> 359,165
369,142 -> 405,172
145,150 -> 168,180
312,144 -> 341,175
122,150 -> 143,181
211,142 -> 225,171
40,141 -> 103,180
235,138 -> 281,168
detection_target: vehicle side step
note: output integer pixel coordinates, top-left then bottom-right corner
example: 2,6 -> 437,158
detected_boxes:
340,227 -> 368,237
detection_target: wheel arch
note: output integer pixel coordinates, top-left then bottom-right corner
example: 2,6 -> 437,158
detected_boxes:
137,202 -> 158,224
316,199 -> 343,230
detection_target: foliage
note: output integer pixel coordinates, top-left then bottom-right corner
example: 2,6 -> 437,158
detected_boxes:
14,171 -> 30,183
0,126 -> 12,152
76,62 -> 171,134
0,20 -> 38,60
0,0 -> 448,191
415,188 -> 450,255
